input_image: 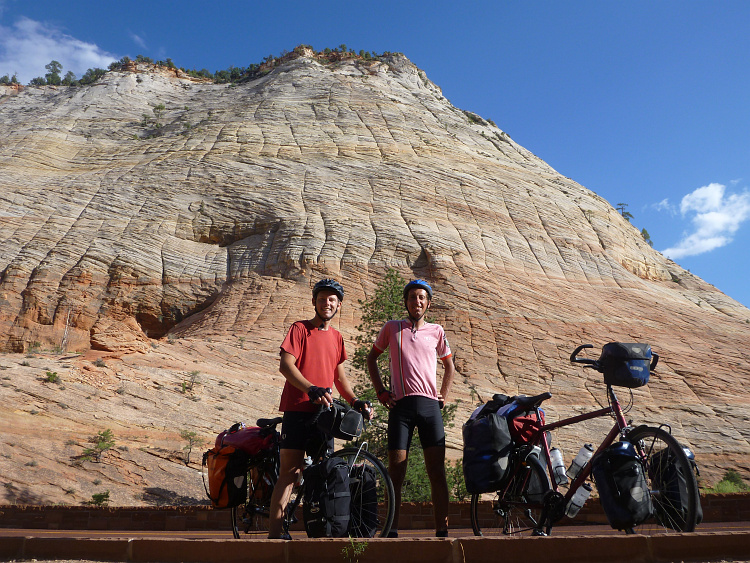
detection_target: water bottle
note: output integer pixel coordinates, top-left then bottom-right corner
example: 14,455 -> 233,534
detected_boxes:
297,455 -> 313,485
565,482 -> 592,518
549,447 -> 568,485
566,444 -> 594,480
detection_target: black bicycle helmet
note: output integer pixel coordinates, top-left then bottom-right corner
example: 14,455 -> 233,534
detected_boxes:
313,278 -> 344,301
403,279 -> 433,300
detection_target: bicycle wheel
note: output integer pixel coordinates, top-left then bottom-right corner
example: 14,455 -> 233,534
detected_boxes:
625,425 -> 700,533
471,453 -> 551,536
231,462 -> 275,538
333,447 -> 395,538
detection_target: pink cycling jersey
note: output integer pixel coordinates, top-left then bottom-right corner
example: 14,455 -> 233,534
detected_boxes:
373,319 -> 452,401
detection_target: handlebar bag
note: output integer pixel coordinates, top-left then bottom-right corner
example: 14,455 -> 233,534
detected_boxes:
591,441 -> 653,530
599,342 -> 652,388
303,456 -> 351,537
316,402 -> 364,440
462,409 -> 513,494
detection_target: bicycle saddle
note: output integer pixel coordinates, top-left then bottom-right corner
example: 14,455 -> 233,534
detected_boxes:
257,416 -> 283,428
513,392 -> 552,410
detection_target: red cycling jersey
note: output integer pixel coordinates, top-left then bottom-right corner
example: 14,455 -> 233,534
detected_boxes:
278,320 -> 347,412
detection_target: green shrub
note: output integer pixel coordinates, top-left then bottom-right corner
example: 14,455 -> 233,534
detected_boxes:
90,490 -> 110,506
705,470 -> 750,493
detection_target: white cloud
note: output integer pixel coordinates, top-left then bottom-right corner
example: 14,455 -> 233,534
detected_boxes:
661,182 -> 750,259
652,198 -> 675,213
129,32 -> 147,50
0,17 -> 118,83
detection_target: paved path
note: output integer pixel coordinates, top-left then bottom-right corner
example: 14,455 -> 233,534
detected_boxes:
3,524 -> 750,563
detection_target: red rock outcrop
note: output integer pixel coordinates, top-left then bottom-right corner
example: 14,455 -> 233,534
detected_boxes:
0,54 -> 748,505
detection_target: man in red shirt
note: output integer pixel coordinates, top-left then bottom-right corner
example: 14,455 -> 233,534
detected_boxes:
268,279 -> 371,539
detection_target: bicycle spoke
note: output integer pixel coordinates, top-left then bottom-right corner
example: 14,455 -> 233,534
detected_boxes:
625,426 -> 700,534
333,447 -> 395,538
471,454 -> 551,537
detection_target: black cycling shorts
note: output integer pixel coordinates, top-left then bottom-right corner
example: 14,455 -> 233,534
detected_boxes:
388,395 -> 446,451
279,410 -> 334,457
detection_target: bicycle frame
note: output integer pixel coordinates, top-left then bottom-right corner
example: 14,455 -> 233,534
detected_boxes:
498,386 -> 631,528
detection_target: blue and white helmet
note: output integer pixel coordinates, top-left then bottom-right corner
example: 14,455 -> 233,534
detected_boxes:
403,279 -> 433,300
313,278 -> 344,301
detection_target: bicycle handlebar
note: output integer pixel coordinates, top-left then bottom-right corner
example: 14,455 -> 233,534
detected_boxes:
570,344 -> 596,365
650,353 -> 659,371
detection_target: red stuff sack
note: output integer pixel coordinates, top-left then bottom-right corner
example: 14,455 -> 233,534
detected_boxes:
507,408 -> 545,444
215,422 -> 274,455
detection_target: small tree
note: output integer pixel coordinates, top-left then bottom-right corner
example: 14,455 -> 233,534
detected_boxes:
82,429 -> 115,463
641,228 -> 653,247
79,67 -> 106,85
45,60 -> 62,85
61,71 -> 77,86
182,370 -> 200,393
446,458 -> 469,501
152,103 -> 166,127
180,430 -> 203,465
616,202 -> 634,222
351,268 -> 406,459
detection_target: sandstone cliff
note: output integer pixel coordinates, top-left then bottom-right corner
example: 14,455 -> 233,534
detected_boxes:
1,53 -> 749,506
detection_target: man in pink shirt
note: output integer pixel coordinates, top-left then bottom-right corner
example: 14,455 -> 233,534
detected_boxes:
367,279 -> 455,538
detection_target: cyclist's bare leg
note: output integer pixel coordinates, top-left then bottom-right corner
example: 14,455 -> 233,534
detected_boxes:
388,449 -> 408,532
268,448 -> 304,539
424,445 -> 449,534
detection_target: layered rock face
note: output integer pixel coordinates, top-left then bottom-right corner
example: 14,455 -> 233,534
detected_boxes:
1,54 -> 749,505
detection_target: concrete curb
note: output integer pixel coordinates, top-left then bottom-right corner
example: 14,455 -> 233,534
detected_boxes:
2,532 -> 750,563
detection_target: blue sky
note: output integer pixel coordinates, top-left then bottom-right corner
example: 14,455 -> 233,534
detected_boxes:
2,0 -> 749,308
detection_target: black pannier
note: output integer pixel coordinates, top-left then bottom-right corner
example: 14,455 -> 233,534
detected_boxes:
650,446 -> 703,528
302,456 -> 351,537
462,396 -> 514,494
348,463 -> 379,537
591,441 -> 654,530
598,342 -> 653,388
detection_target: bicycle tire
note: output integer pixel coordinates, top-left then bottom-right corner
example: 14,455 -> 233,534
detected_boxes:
231,454 -> 303,539
625,425 -> 700,534
230,459 -> 275,539
333,447 -> 395,538
470,452 -> 551,536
